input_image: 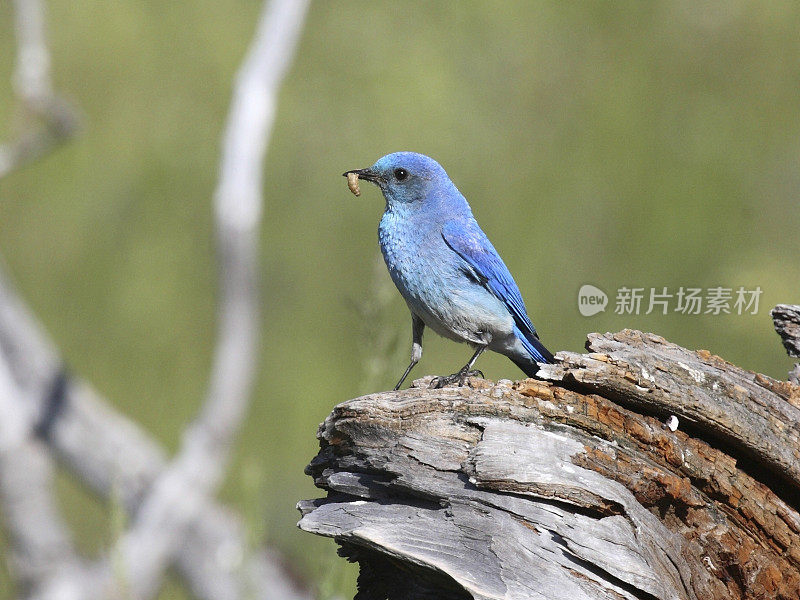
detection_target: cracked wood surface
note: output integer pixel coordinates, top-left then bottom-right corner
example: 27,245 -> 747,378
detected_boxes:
539,330 -> 800,496
772,305 -> 800,358
772,304 -> 800,384
299,329 -> 800,600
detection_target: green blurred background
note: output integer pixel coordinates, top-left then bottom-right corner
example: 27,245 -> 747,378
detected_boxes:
1,1 -> 798,597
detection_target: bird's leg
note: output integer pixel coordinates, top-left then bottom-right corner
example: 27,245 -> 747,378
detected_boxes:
394,314 -> 424,390
431,345 -> 487,389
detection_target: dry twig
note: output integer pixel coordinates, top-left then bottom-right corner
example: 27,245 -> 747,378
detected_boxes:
0,0 -> 79,179
112,0 -> 311,593
0,0 -> 314,598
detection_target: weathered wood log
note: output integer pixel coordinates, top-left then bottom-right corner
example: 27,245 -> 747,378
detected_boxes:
298,329 -> 800,600
772,304 -> 800,384
772,305 -> 800,358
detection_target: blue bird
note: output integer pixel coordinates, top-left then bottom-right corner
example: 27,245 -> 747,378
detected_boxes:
344,152 -> 554,390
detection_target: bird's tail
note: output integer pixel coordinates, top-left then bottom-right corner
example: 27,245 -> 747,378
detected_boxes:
510,325 -> 555,377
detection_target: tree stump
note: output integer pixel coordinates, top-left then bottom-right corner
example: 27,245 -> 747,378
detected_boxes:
298,329 -> 800,600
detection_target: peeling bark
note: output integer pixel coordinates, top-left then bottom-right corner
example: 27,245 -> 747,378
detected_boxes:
299,329 -> 800,600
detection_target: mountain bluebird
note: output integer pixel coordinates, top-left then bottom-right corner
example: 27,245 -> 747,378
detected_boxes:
344,152 -> 554,390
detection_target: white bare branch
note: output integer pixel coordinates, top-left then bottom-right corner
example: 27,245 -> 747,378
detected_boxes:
113,0 -> 311,595
0,0 -> 313,596
0,330 -> 82,598
0,0 -> 79,178
12,0 -> 53,102
0,263 -> 312,600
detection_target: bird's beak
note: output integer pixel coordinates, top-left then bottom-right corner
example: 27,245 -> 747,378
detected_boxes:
342,168 -> 384,185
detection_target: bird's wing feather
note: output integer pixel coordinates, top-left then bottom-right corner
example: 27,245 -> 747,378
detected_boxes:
441,219 -> 538,339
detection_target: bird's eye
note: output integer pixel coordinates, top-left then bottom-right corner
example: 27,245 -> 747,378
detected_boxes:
393,168 -> 409,181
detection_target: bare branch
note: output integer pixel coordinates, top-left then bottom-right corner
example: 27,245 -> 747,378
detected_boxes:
0,338 -> 81,597
111,1 -> 311,595
0,0 -> 79,178
0,264 -> 312,600
1,0 -> 313,596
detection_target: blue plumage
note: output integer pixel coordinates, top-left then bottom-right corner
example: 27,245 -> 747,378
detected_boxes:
345,152 -> 554,389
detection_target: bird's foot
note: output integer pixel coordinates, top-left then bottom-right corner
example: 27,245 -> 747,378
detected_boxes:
429,368 -> 484,389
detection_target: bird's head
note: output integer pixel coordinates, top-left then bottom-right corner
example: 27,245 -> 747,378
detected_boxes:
344,152 -> 455,207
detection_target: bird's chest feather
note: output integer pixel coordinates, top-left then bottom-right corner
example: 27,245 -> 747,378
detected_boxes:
378,208 -> 514,346
378,211 -> 448,301
378,210 -> 479,338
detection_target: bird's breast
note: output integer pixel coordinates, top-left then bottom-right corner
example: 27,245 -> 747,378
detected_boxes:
378,211 -> 440,300
378,211 -> 512,345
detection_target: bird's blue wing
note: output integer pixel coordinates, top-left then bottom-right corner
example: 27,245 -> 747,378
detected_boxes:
441,219 -> 538,339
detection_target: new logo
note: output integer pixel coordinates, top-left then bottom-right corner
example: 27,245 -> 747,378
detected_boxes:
578,284 -> 608,317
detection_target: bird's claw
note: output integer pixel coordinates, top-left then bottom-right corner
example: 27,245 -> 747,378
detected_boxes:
429,369 -> 484,389
466,368 -> 484,380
